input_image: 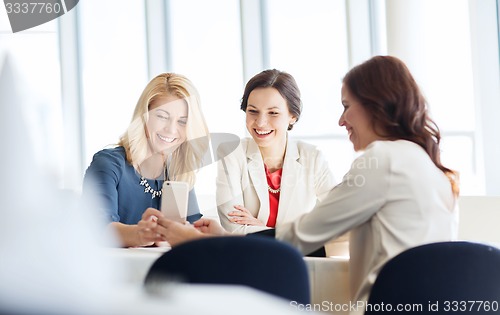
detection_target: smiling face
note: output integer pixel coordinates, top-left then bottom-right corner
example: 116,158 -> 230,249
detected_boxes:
245,87 -> 296,150
146,95 -> 188,154
339,84 -> 380,151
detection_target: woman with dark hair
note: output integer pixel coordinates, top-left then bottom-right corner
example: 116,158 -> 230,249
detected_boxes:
157,56 -> 459,308
216,69 -> 336,234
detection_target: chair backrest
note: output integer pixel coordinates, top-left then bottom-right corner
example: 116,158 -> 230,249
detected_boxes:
365,241 -> 500,314
144,236 -> 311,304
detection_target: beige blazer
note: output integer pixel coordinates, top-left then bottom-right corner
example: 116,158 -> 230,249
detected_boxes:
216,138 -> 336,234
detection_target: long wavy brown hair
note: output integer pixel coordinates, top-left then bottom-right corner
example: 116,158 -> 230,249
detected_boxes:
342,55 -> 459,196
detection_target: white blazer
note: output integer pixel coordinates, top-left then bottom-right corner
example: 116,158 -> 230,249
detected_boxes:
216,138 -> 336,234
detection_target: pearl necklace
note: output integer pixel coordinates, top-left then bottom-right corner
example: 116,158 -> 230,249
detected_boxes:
268,185 -> 280,194
266,165 -> 282,194
140,177 -> 162,199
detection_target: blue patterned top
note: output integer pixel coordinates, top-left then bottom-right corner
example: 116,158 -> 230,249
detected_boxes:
83,146 -> 202,224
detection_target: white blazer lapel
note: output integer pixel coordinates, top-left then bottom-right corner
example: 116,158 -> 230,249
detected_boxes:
245,140 -> 270,222
276,140 -> 301,224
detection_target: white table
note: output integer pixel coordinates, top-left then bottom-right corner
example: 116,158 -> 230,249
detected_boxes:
107,247 -> 351,314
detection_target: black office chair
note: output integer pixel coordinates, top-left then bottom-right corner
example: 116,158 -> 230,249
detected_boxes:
144,236 -> 310,304
365,241 -> 500,314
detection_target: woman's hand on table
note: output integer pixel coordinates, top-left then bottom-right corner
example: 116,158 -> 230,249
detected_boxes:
136,207 -> 164,246
192,218 -> 228,235
156,218 -> 229,247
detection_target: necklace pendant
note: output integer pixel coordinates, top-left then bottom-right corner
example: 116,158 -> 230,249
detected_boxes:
268,185 -> 281,194
139,176 -> 162,199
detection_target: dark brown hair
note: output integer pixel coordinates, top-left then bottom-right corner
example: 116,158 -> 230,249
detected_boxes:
241,69 -> 301,130
343,55 -> 459,196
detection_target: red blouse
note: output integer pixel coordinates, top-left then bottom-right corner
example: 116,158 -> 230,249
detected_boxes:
265,165 -> 282,228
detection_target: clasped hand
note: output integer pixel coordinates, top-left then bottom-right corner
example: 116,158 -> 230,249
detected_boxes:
137,207 -> 228,247
228,205 -> 265,226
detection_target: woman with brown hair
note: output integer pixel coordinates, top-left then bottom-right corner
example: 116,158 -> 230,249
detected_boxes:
216,69 -> 336,234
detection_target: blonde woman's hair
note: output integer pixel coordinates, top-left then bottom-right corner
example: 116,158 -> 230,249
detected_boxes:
118,73 -> 209,188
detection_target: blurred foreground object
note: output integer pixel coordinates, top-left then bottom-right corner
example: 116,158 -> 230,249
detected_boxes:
0,54 -> 120,315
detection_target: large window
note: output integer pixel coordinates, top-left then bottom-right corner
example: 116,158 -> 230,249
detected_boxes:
78,1 -> 148,168
265,0 -> 353,180
0,11 -> 63,184
2,1 -> 499,196
413,0 -> 477,194
169,0 -> 244,135
168,0 -> 243,212
384,0 -> 487,194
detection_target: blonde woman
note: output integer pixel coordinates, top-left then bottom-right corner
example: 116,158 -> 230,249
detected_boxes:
83,73 -> 209,247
